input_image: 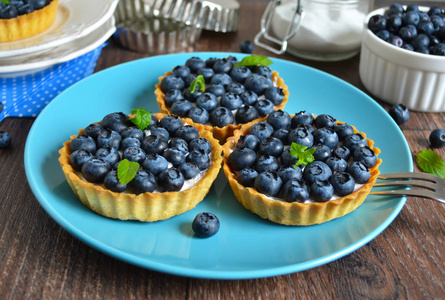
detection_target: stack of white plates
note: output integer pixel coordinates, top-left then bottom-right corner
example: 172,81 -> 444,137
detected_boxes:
0,0 -> 119,77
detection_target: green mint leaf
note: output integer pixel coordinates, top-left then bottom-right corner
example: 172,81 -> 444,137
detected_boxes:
416,150 -> 445,178
117,159 -> 140,185
289,142 -> 315,168
0,0 -> 9,4
190,75 -> 205,93
130,108 -> 151,130
234,55 -> 273,67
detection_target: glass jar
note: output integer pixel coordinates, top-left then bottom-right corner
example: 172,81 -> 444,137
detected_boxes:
270,0 -> 374,61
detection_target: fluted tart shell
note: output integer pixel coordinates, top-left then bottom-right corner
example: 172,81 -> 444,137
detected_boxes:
222,117 -> 382,226
155,70 -> 289,144
58,113 -> 223,222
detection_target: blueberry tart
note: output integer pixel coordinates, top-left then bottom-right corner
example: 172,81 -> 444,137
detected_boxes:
59,111 -> 223,222
222,111 -> 382,226
0,0 -> 58,43
154,55 -> 289,144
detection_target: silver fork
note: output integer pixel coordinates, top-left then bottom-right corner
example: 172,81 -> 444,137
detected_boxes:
370,172 -> 445,204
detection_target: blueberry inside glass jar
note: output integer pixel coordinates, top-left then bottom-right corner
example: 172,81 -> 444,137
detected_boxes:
268,0 -> 374,61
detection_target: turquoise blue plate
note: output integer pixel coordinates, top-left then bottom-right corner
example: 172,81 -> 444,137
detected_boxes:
24,52 -> 412,279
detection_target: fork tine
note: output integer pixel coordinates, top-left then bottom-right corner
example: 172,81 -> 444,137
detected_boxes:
370,190 -> 445,203
378,172 -> 440,182
374,179 -> 437,190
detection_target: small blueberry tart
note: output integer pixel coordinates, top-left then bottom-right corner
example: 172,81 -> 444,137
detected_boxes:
0,0 -> 58,43
59,112 -> 223,222
222,111 -> 382,226
154,55 -> 289,144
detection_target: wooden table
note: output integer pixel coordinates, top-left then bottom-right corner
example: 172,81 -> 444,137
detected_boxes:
1,1 -> 444,298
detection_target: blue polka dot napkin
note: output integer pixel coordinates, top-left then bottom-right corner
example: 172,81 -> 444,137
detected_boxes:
0,44 -> 105,123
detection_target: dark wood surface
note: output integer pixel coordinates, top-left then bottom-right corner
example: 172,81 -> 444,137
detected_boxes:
1,1 -> 444,299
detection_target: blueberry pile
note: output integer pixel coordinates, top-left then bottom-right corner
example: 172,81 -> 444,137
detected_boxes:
368,3 -> 445,55
69,112 -> 213,194
0,0 -> 52,19
160,56 -> 285,128
228,110 -> 378,202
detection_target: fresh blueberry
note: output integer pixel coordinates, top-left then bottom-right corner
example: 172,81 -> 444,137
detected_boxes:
104,170 -> 127,193
314,114 -> 336,129
254,99 -> 275,117
429,35 -> 441,47
387,3 -> 404,17
157,168 -> 185,192
387,35 -> 404,47
228,147 -> 257,171
235,105 -> 260,124
174,125 -> 199,143
142,154 -> 169,176
259,136 -> 284,157
281,179 -> 309,203
210,107 -> 235,128
398,25 -> 417,42
264,87 -> 285,105
169,137 -> 189,154
387,15 -> 402,33
343,133 -> 368,152
197,67 -> 215,83
186,149 -> 210,170
288,127 -> 314,148
230,66 -> 252,83
163,147 -> 186,167
206,84 -> 226,98
160,75 -> 185,93
252,66 -> 273,80
244,74 -> 273,95
172,65 -> 191,81
310,180 -> 334,202
185,57 -> 206,73
332,145 -> 351,161
348,161 -> 371,184
171,99 -> 193,117
430,43 -> 445,56
189,137 -> 212,154
311,144 -> 331,161
83,123 -> 105,139
220,93 -> 243,110
97,129 -> 122,150
141,134 -> 169,155
411,33 -> 430,51
240,40 -> 254,53
430,15 -> 445,30
313,127 -> 339,149
196,92 -> 218,112
280,148 -> 298,166
178,162 -> 200,179
272,128 -> 290,144
122,147 -> 146,164
95,147 -> 120,169
325,156 -> 348,172
267,110 -> 291,130
31,0 -> 47,10
291,111 -> 314,128
389,104 -> 410,125
429,129 -> 445,147
227,82 -> 246,95
212,58 -> 234,74
402,11 -> 420,26
237,168 -> 258,187
249,121 -> 274,140
159,115 -> 184,134
295,123 -> 315,135
120,137 -> 141,150
192,212 -> 220,238
81,158 -> 111,183
188,107 -> 210,124
417,20 -> 435,35
278,165 -> 303,183
368,14 -> 387,33
240,90 -> 258,105
329,172 -> 355,196
148,124 -> 170,140
70,149 -> 93,171
120,126 -> 144,142
210,73 -> 232,87
255,154 -> 280,173
100,112 -> 130,135
406,4 -> 420,13
254,171 -> 282,197
428,7 -> 443,16
333,123 -> 354,140
402,43 -> 415,51
70,134 -> 96,153
236,134 -> 260,151
129,169 -> 157,194
353,146 -> 377,168
303,161 -> 332,184
376,29 -> 391,40
182,87 -> 203,103
184,74 -> 198,87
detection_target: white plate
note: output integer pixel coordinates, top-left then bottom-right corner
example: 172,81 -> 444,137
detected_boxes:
0,17 -> 115,77
0,0 -> 118,58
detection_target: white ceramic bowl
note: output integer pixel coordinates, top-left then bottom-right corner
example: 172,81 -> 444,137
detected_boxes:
359,6 -> 445,112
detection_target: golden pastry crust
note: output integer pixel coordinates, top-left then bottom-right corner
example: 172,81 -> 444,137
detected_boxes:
222,117 -> 382,226
155,70 -> 289,144
58,113 -> 223,222
0,0 -> 58,43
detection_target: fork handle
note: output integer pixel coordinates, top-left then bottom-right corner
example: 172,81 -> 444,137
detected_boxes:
378,172 -> 437,181
371,190 -> 445,204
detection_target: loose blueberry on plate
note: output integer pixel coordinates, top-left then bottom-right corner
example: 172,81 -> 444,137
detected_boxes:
192,212 -> 220,238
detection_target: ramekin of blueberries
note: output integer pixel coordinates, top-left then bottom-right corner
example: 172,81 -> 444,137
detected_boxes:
359,3 -> 445,112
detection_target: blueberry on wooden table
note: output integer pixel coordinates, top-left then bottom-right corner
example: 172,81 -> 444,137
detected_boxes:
0,131 -> 12,149
429,129 -> 445,148
240,40 -> 254,54
389,104 -> 410,125
192,212 -> 220,238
